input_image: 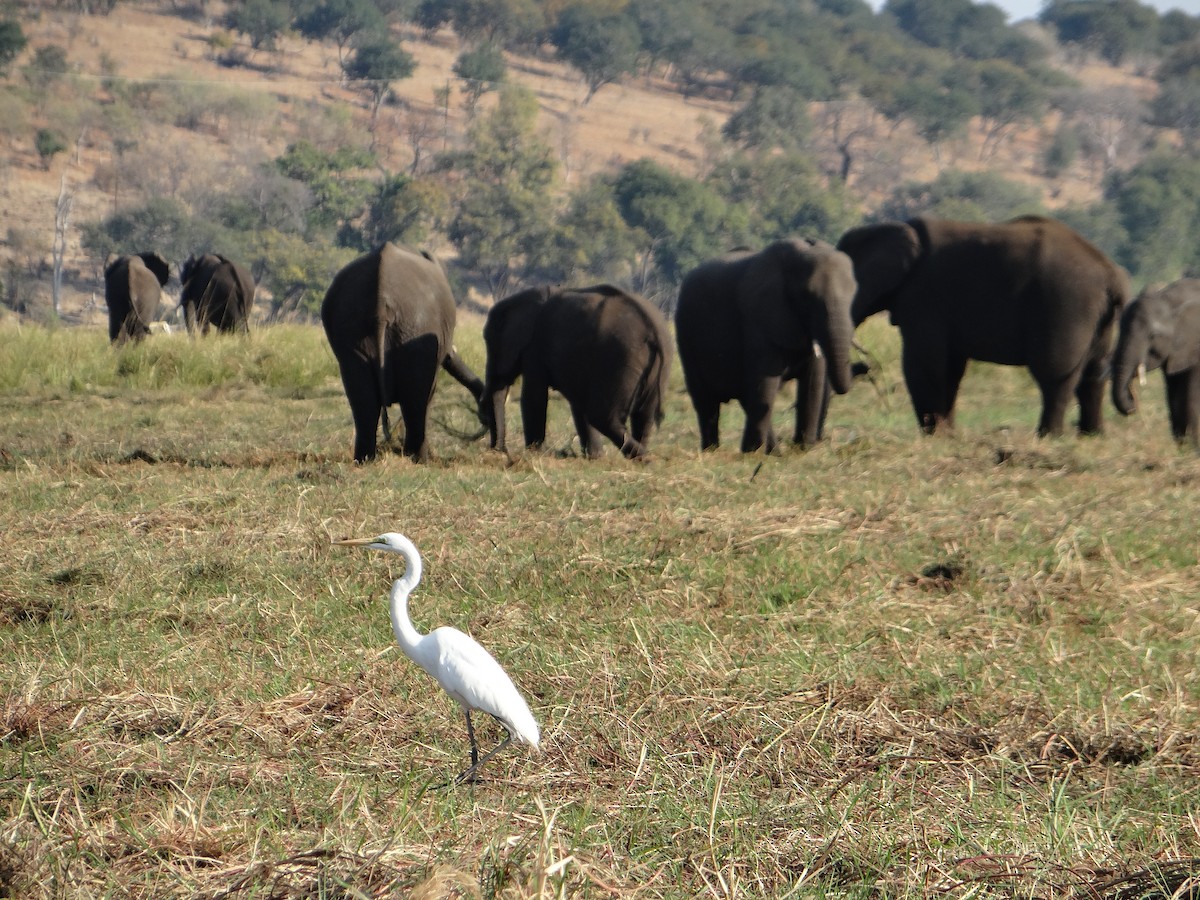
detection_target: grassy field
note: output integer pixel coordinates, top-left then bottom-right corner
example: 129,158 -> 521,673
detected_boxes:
1,319 -> 1198,898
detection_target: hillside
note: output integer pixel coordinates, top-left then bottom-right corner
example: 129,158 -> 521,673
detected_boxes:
0,1 -> 1162,323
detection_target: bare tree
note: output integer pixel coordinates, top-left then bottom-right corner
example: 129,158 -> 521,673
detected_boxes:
52,173 -> 73,318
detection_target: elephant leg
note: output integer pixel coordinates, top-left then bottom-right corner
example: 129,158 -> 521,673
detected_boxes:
588,402 -> 647,459
396,357 -> 439,462
792,352 -> 830,448
568,403 -> 608,459
692,395 -> 721,451
739,375 -> 781,453
1187,369 -> 1200,448
520,376 -> 550,450
901,343 -> 951,434
629,397 -> 657,448
1165,371 -> 1191,441
1073,357 -> 1107,435
345,376 -> 382,463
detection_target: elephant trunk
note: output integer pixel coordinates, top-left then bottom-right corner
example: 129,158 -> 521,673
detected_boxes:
817,308 -> 855,395
1111,316 -> 1148,417
484,386 -> 508,450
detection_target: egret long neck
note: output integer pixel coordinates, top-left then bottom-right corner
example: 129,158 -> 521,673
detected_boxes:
388,564 -> 424,654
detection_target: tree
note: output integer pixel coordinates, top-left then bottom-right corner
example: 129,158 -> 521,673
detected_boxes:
35,129 -> 68,170
609,159 -> 745,301
0,18 -> 26,75
878,169 -> 1043,223
361,174 -> 449,248
722,87 -> 813,153
542,178 -> 640,285
294,0 -> 385,64
453,42 -> 506,115
1040,0 -> 1160,66
81,197 -> 223,264
715,153 -> 858,246
443,85 -> 559,297
342,33 -> 416,123
52,174 -> 73,317
227,0 -> 291,53
968,60 -> 1047,161
550,5 -> 641,104
1104,154 -> 1200,282
23,45 -> 68,95
275,140 -> 376,238
890,77 -> 978,162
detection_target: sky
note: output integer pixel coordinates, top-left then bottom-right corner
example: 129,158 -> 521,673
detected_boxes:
867,0 -> 1200,23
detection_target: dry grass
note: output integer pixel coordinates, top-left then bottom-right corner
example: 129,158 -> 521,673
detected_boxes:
1,320 -> 1199,897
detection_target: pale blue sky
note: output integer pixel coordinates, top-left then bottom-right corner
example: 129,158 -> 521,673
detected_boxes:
867,0 -> 1200,24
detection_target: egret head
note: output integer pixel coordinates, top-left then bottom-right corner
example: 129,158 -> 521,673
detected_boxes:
334,532 -> 415,554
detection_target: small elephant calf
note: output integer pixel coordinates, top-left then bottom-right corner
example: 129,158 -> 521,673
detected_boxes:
481,284 -> 672,459
1112,278 -> 1200,447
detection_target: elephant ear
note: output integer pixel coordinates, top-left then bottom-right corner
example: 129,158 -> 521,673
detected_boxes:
139,252 -> 171,287
1166,298 -> 1200,375
485,287 -> 547,385
837,222 -> 921,325
744,239 -> 820,351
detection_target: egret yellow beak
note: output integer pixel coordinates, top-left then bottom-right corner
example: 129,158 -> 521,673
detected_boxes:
333,537 -> 377,547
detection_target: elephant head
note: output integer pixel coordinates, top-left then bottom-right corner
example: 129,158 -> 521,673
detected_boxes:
1113,282 -> 1200,416
480,286 -> 550,448
836,221 -> 923,326
747,238 -> 857,395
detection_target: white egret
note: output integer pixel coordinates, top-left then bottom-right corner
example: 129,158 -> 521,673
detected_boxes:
334,532 -> 540,783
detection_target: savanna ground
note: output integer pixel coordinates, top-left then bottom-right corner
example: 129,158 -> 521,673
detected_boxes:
1,318 -> 1199,898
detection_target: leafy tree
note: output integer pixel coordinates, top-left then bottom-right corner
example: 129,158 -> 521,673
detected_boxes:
715,153 -> 858,245
877,169 -> 1043,223
1040,0 -> 1160,65
35,129 -> 67,170
889,76 -> 978,160
442,85 -> 558,297
412,0 -> 544,48
1149,75 -> 1200,143
1103,154 -> 1200,281
541,178 -> 640,285
968,60 -> 1048,160
294,0 -> 385,64
247,229 -> 356,319
550,5 -> 641,104
0,18 -> 26,75
23,45 -> 69,94
1042,122 -> 1081,178
342,33 -> 416,123
885,0 -> 1045,64
81,197 -> 225,264
227,0 -> 291,52
453,42 -> 506,115
361,173 -> 450,248
609,159 -> 745,299
722,86 -> 813,153
275,140 -> 376,238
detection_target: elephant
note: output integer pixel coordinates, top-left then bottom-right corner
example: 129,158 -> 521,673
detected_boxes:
321,243 -> 484,463
480,284 -> 672,459
1112,279 -> 1200,447
837,215 -> 1129,436
179,253 -> 255,335
104,251 -> 170,344
674,238 -> 857,453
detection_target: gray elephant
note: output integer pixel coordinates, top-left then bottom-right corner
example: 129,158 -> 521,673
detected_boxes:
674,238 -> 857,453
104,251 -> 170,344
321,243 -> 484,463
481,284 -> 672,459
1112,279 -> 1200,447
179,253 -> 255,335
838,215 -> 1129,436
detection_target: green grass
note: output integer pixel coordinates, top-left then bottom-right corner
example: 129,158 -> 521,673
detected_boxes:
1,319 -> 1198,897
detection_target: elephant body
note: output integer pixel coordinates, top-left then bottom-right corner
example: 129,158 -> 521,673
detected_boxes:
104,252 -> 170,344
838,215 -> 1128,436
481,284 -> 671,459
674,238 -> 857,453
179,253 -> 255,335
321,243 -> 484,462
1112,278 -> 1200,447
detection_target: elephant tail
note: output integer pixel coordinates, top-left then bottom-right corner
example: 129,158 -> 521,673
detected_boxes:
636,333 -> 671,426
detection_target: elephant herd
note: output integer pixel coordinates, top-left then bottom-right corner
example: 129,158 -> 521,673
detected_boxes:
107,213 -> 1200,460
104,251 -> 255,342
320,217 -> 1199,462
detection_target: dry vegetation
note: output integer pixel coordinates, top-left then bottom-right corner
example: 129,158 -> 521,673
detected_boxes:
0,1 -> 1155,320
1,321 -> 1199,897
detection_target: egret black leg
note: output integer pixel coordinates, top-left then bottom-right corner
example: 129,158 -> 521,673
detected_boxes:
465,710 -> 479,767
456,732 -> 514,785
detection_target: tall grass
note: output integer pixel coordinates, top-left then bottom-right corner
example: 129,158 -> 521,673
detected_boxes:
1,320 -> 1198,898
